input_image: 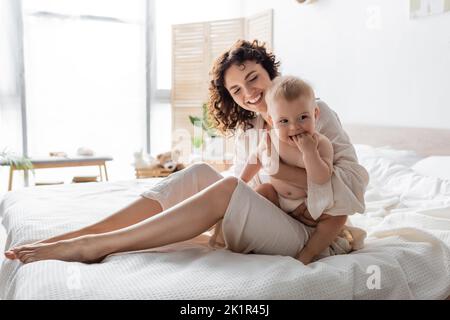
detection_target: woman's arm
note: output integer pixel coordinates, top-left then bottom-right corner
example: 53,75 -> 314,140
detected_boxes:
240,155 -> 262,183
314,100 -> 369,214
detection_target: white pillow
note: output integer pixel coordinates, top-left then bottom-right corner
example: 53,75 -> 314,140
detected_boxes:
411,156 -> 450,180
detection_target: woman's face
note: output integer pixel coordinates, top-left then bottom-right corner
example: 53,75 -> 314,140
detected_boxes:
224,61 -> 273,115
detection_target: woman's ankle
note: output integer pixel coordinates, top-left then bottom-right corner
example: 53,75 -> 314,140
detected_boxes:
79,234 -> 115,260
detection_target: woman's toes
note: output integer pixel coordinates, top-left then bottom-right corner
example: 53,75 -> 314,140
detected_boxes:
13,247 -> 26,255
4,250 -> 16,259
22,253 -> 36,264
19,253 -> 27,263
17,250 -> 37,262
17,251 -> 32,262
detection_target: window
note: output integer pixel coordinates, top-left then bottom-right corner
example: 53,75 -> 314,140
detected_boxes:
0,0 -> 25,192
21,0 -> 147,181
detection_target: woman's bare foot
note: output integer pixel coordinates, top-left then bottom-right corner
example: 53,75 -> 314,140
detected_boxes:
4,236 -> 108,264
3,227 -> 98,260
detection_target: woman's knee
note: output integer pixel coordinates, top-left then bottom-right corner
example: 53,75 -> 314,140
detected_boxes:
218,176 -> 239,195
208,176 -> 239,220
187,162 -> 222,185
189,162 -> 221,177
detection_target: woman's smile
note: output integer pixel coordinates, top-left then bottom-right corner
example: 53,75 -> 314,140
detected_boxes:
246,92 -> 263,105
224,61 -> 272,114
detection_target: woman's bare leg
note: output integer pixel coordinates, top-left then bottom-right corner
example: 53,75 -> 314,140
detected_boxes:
6,198 -> 158,262
10,176 -> 239,264
4,163 -> 222,260
44,197 -> 163,244
3,197 -> 164,260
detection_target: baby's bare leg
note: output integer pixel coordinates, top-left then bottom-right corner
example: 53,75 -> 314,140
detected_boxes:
296,214 -> 347,264
254,183 -> 280,207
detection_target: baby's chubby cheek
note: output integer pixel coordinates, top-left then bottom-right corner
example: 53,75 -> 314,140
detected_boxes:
273,129 -> 289,143
267,129 -> 285,146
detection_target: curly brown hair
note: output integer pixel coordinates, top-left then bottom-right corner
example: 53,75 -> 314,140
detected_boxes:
208,39 -> 280,135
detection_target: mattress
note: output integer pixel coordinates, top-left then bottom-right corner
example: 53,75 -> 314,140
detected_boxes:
1,145 -> 449,299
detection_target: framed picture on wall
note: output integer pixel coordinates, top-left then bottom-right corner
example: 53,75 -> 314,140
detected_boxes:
410,0 -> 450,18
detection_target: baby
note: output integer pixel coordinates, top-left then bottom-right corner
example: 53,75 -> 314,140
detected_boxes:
240,75 -> 348,264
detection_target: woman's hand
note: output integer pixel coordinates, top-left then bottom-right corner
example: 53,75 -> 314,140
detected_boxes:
289,203 -> 318,227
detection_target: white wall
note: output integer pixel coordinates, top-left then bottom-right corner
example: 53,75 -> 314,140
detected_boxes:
242,0 -> 450,129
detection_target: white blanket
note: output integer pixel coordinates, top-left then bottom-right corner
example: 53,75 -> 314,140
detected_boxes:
1,145 -> 449,299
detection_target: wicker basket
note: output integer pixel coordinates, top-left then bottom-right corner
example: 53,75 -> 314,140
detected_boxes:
135,167 -> 173,178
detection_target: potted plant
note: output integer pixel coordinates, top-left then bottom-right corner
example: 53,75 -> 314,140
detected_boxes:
0,148 -> 33,170
189,103 -> 224,158
188,103 -> 218,137
189,103 -> 219,156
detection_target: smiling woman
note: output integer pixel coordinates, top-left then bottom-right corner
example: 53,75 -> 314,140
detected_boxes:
208,40 -> 280,133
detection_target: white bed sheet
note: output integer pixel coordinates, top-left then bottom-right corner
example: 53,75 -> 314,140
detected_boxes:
1,145 -> 449,300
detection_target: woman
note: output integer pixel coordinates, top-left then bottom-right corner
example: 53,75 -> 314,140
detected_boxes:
4,40 -> 368,265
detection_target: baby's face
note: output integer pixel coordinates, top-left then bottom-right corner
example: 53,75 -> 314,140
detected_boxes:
268,95 -> 318,147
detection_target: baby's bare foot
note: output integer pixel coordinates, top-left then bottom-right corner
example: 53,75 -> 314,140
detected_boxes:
9,236 -> 107,264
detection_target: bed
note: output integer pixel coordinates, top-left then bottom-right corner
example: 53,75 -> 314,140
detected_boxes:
1,125 -> 450,300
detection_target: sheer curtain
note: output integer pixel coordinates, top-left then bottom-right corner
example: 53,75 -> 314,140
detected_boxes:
21,0 -> 148,183
0,0 -> 25,192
